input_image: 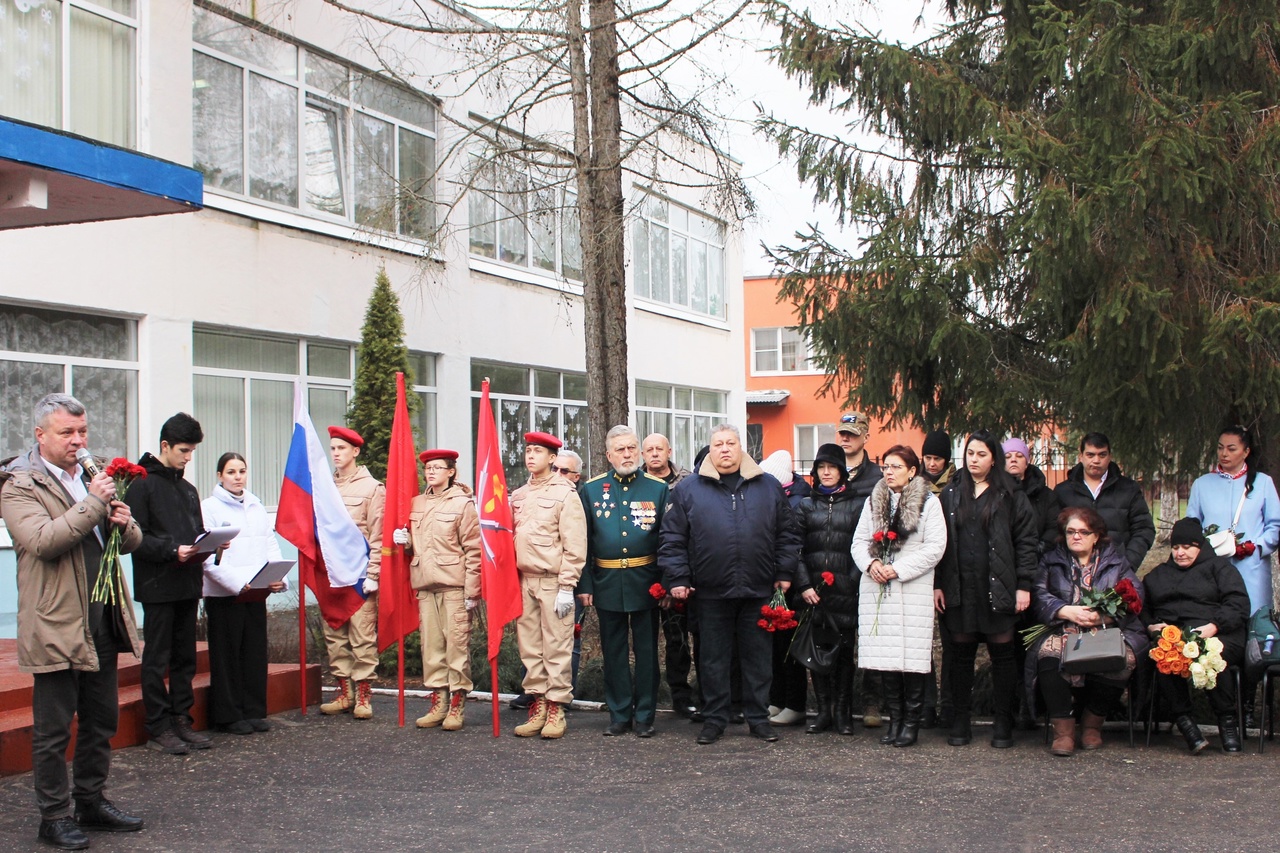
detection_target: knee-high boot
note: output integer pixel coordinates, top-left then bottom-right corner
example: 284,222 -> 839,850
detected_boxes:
947,641 -> 978,746
834,650 -> 856,735
896,672 -> 927,747
806,674 -> 833,734
879,672 -> 904,745
989,641 -> 1018,748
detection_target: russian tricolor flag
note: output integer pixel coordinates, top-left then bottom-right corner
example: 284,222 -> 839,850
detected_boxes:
276,383 -> 370,628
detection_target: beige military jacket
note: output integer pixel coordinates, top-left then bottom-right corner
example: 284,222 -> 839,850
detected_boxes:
406,482 -> 481,597
335,465 -> 385,581
511,472 -> 587,589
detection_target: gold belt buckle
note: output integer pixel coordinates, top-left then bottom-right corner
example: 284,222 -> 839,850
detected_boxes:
620,558 -> 630,569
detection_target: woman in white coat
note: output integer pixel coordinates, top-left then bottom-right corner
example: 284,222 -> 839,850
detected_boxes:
853,445 -> 947,747
202,453 -> 286,734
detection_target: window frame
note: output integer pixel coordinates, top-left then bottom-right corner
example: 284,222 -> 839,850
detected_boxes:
191,4 -> 438,243
751,326 -> 820,375
634,380 -> 728,472
631,190 -> 728,322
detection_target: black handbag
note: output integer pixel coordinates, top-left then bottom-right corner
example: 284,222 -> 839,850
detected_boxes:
1061,627 -> 1126,674
789,607 -> 843,675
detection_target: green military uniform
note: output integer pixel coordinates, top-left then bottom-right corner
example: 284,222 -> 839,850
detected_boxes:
577,470 -> 668,728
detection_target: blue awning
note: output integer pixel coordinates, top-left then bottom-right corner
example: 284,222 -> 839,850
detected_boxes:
0,117 -> 202,229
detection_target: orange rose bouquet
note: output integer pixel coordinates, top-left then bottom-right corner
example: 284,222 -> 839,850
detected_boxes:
1150,625 -> 1228,689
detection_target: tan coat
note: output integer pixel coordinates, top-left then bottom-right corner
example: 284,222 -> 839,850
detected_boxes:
511,472 -> 587,588
407,482 -> 482,598
335,465 -> 385,580
0,447 -> 143,674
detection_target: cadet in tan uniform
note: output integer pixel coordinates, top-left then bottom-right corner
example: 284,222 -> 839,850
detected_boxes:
319,426 -> 385,720
392,449 -> 482,731
510,431 -> 587,738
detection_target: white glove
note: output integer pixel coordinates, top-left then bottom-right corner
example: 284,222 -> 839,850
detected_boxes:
466,598 -> 478,611
393,527 -> 409,545
555,588 -> 574,618
363,578 -> 379,594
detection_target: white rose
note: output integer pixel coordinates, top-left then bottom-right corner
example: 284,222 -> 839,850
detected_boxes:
1203,671 -> 1218,690
1211,656 -> 1227,673
1204,637 -> 1224,654
1182,641 -> 1200,658
1191,670 -> 1208,690
1189,661 -> 1206,679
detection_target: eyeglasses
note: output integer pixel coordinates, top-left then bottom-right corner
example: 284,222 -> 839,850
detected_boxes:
424,465 -> 450,473
554,466 -> 579,475
1064,529 -> 1095,538
881,463 -> 908,472
840,414 -> 862,424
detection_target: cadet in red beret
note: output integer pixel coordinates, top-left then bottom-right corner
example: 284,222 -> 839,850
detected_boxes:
320,425 -> 384,720
509,431 -> 586,738
389,449 -> 481,730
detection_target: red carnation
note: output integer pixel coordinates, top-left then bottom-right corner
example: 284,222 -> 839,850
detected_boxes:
649,583 -> 667,600
886,531 -> 898,541
761,604 -> 772,616
574,623 -> 583,639
873,531 -> 885,543
757,619 -> 770,630
821,571 -> 835,586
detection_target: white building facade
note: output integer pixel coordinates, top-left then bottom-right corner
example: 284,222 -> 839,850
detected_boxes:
0,0 -> 745,633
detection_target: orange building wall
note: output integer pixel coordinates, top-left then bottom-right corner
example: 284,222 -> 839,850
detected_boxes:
744,276 -> 925,470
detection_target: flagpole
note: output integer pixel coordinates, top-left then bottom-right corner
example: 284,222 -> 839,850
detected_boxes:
298,583 -> 308,716
398,640 -> 406,727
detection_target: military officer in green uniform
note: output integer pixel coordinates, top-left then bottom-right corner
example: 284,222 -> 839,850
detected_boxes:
577,425 -> 668,738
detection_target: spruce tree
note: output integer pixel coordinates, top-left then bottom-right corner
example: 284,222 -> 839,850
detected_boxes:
761,1 -> 1280,473
347,268 -> 416,481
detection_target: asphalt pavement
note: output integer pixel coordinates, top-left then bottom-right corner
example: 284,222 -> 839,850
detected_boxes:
0,695 -> 1275,852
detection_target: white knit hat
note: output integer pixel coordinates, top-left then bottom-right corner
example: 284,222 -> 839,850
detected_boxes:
760,449 -> 794,486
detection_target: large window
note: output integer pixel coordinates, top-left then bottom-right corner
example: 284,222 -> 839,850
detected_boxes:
752,326 -> 817,373
193,327 -> 436,506
634,381 -> 727,472
632,193 -> 726,320
0,303 -> 138,462
0,0 -> 137,147
470,360 -> 588,486
192,5 -> 436,239
468,157 -> 583,282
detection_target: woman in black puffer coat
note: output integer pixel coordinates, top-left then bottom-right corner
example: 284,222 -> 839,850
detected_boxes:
794,443 -> 861,734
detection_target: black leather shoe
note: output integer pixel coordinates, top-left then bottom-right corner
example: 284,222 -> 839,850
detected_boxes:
509,693 -> 534,711
38,817 -> 89,849
75,796 -> 144,833
1175,714 -> 1208,754
1218,715 -> 1243,753
991,715 -> 1015,749
172,717 -> 212,749
673,703 -> 698,719
147,730 -> 189,755
749,723 -> 780,742
634,722 -> 656,738
947,715 -> 972,746
217,720 -> 254,735
603,721 -> 633,736
247,718 -> 272,732
696,724 -> 723,745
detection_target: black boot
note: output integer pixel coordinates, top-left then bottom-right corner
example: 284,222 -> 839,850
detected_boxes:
834,654 -> 856,735
1175,714 -> 1208,753
806,675 -> 833,734
895,672 -> 927,747
988,641 -> 1018,749
880,672 -> 904,745
947,642 -> 978,746
1219,714 -> 1243,753
921,663 -> 938,729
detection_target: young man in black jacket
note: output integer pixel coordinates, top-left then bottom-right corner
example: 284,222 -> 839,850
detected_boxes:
126,413 -> 210,756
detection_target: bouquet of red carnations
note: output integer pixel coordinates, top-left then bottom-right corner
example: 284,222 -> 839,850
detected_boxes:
91,457 -> 147,605
758,587 -> 797,632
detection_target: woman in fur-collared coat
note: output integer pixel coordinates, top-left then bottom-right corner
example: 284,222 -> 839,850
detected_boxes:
852,445 -> 948,747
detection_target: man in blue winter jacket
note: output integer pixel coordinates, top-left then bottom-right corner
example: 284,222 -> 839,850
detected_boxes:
659,424 -> 802,745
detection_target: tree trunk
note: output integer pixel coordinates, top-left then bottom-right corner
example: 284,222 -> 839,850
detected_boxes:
1157,468 -> 1179,545
580,0 -> 629,473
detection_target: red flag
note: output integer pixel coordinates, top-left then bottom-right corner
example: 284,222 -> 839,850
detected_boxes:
377,372 -> 420,653
475,379 -> 522,660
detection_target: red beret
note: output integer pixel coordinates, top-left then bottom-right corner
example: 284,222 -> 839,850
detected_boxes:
327,426 -> 364,447
419,449 -> 459,464
523,431 -> 562,451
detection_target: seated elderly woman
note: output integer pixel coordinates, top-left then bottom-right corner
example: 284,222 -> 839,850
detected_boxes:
1027,507 -> 1147,756
1142,517 -> 1251,753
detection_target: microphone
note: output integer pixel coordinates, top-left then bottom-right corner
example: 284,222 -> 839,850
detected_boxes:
75,448 -> 102,478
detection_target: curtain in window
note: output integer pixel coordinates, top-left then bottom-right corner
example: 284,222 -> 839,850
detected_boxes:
304,99 -> 345,216
249,379 -> 292,506
1,0 -> 61,128
248,72 -> 298,206
0,361 -> 63,460
69,5 -> 134,147
193,53 -> 244,192
398,127 -> 434,239
354,112 -> 394,231
72,365 -> 134,460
